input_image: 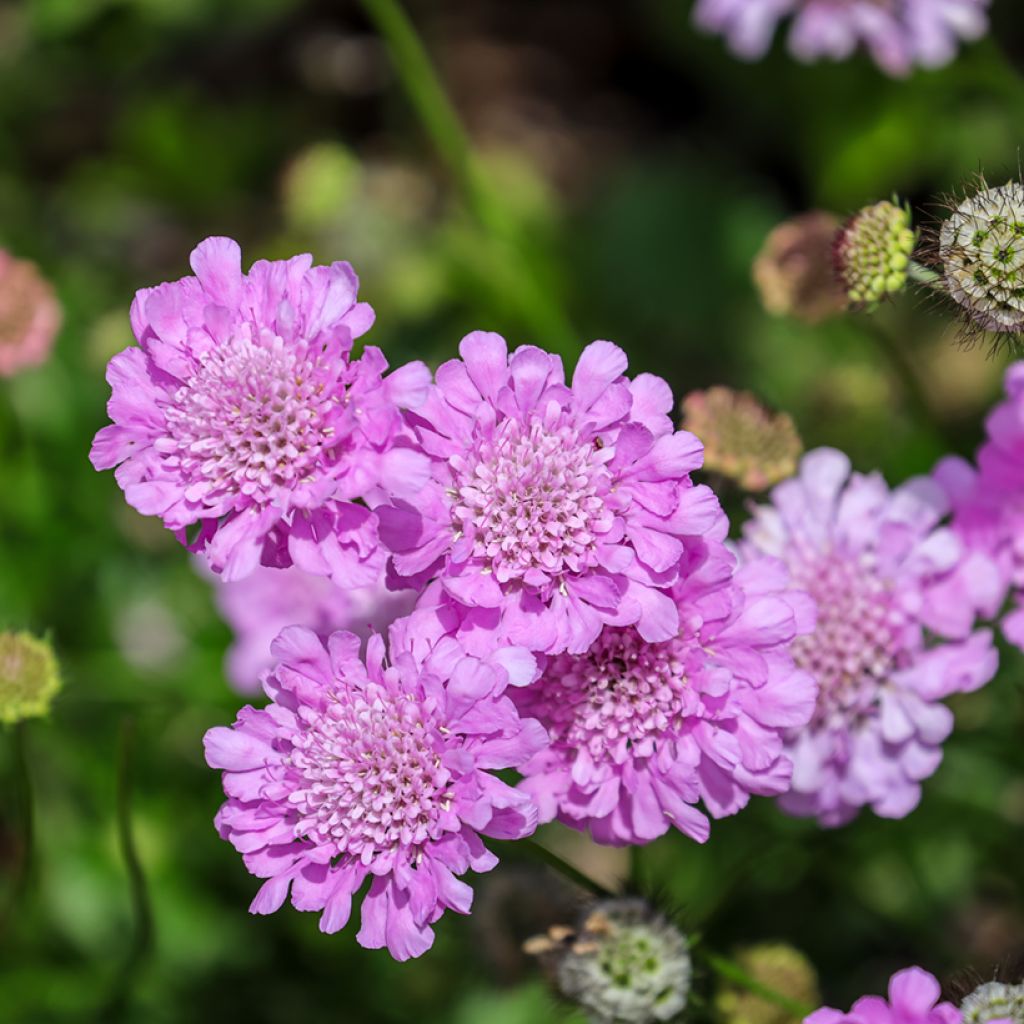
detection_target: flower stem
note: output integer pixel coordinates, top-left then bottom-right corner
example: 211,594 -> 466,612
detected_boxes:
518,838 -> 616,899
99,716 -> 154,1020
700,949 -> 815,1019
0,722 -> 35,941
356,0 -> 577,353
908,260 -> 942,287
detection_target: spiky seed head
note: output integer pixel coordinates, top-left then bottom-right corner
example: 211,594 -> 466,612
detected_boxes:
716,943 -> 821,1024
960,981 -> 1024,1024
548,899 -> 692,1024
681,387 -> 802,492
939,181 -> 1024,335
0,631 -> 61,725
834,199 -> 916,308
753,212 -> 847,325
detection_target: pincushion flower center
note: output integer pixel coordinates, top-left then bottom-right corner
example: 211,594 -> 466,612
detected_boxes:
451,415 -> 610,582
288,684 -> 453,858
164,329 -> 341,504
529,629 -> 687,763
790,549 -> 903,722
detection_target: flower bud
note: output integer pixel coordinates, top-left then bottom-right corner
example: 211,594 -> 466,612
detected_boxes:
0,631 -> 61,725
681,387 -> 802,491
0,251 -> 61,377
834,199 -> 916,307
753,212 -> 846,325
716,943 -> 820,1024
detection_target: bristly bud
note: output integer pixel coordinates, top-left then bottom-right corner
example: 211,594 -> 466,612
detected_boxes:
716,944 -> 821,1024
0,631 -> 61,725
937,179 -> 1024,341
834,199 -> 916,308
680,387 -> 802,491
527,899 -> 692,1024
960,981 -> 1024,1024
753,212 -> 847,325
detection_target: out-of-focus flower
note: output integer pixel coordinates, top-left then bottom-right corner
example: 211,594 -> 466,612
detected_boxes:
205,622 -> 545,960
741,448 -> 998,827
693,0 -> 989,77
0,631 -> 61,724
681,387 -> 802,491
937,181 -> 1024,342
527,899 -> 692,1024
717,944 -> 820,1024
514,541 -> 817,845
753,212 -> 846,325
960,981 -> 1024,1024
835,200 -> 916,307
379,332 -> 724,656
206,562 -> 416,693
0,250 -> 61,377
805,968 -> 960,1024
89,237 -> 431,582
936,363 -> 1024,655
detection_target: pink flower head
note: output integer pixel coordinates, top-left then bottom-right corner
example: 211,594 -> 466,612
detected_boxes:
805,967 -> 960,1024
512,536 -> 817,846
204,620 -> 546,960
741,448 -> 998,827
935,362 -> 1024,651
378,332 -> 724,656
693,0 -> 989,76
0,250 -> 61,377
205,561 -> 416,693
90,237 -> 431,582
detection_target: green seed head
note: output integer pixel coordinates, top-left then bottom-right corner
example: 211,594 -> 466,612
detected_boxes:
0,631 -> 61,725
835,199 -> 916,308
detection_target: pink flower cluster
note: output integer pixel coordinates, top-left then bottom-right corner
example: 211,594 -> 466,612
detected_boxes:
693,0 -> 990,76
90,238 -> 1002,960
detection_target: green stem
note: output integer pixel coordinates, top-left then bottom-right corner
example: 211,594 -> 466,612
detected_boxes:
99,717 -> 154,1020
518,838 -> 616,899
860,318 -> 952,448
700,950 -> 815,1019
357,0 -> 577,352
907,260 -> 941,287
0,722 -> 34,941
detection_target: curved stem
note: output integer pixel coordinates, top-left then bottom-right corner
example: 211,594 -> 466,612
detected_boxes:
356,0 -> 577,353
99,716 -> 154,1020
0,722 -> 34,941
700,949 -> 814,1019
517,838 -> 616,899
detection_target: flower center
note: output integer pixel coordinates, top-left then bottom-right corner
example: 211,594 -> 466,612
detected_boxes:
164,328 -> 345,507
789,549 -> 904,723
287,681 -> 453,858
519,629 -> 687,764
450,415 -> 611,583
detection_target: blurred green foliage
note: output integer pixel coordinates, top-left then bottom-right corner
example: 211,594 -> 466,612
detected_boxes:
1,0 -> 1024,1021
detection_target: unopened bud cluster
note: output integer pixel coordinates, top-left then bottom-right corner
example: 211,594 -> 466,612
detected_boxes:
834,200 -> 916,307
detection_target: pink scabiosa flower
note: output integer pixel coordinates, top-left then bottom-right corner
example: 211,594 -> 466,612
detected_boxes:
693,0 -> 989,76
934,363 -> 1024,650
0,250 -> 61,377
204,562 -> 416,693
511,536 -> 818,846
805,968 -> 961,1024
204,621 -> 546,960
90,237 -> 430,582
378,332 -> 723,656
741,448 -> 998,827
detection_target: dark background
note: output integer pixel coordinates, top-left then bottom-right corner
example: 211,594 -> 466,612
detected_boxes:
1,1 -> 1023,1020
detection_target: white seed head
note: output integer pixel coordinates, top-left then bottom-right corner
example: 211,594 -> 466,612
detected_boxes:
961,981 -> 1024,1024
940,181 -> 1024,333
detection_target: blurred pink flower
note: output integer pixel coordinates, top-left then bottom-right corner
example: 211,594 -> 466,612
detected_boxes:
0,250 -> 61,377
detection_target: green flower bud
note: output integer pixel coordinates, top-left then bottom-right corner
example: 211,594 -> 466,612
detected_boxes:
835,199 -> 917,308
0,631 -> 61,725
716,944 -> 820,1024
